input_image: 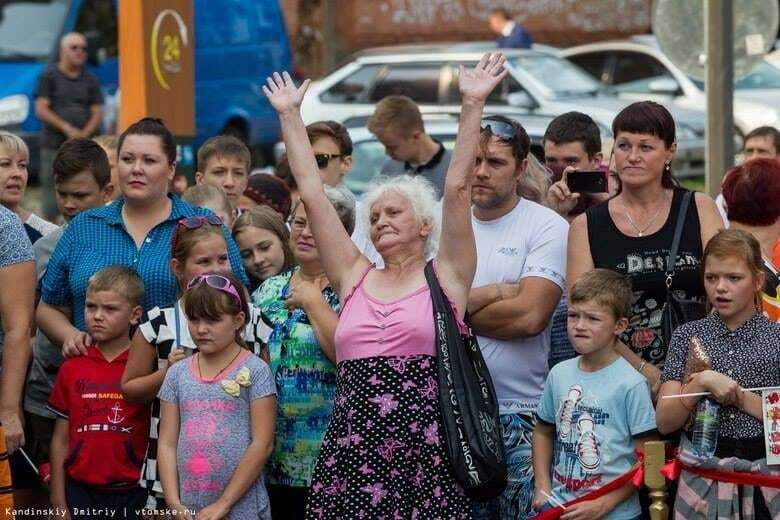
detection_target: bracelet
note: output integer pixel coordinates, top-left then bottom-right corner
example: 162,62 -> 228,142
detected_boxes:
636,361 -> 647,374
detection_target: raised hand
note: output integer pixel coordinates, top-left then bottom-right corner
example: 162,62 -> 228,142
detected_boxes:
459,53 -> 508,104
262,71 -> 311,114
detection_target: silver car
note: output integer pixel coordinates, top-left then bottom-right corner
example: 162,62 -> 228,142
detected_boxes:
560,35 -> 780,137
299,44 -> 705,177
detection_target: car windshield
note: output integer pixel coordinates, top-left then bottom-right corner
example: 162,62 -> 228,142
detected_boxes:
509,54 -> 601,98
0,0 -> 68,60
690,60 -> 780,90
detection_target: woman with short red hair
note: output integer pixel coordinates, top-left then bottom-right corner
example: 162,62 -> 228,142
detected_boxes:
722,157 -> 780,321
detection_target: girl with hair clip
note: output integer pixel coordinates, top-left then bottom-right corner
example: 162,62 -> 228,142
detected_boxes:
657,229 -> 780,519
263,54 -> 508,518
157,272 -> 276,519
121,217 -> 269,512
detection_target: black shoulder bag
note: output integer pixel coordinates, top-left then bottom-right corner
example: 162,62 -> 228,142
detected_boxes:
660,190 -> 706,346
424,261 -> 507,501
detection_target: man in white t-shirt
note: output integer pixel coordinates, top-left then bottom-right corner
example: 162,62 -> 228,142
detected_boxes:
469,115 -> 568,520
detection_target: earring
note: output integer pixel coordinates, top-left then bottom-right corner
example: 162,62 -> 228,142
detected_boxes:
664,162 -> 671,173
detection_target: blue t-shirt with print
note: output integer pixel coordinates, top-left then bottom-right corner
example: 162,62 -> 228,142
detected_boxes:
536,356 -> 656,519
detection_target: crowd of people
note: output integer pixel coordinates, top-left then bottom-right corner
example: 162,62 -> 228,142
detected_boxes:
0,43 -> 777,520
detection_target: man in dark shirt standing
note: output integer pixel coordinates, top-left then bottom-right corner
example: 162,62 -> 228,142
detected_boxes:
367,95 -> 451,198
35,32 -> 103,221
488,8 -> 533,49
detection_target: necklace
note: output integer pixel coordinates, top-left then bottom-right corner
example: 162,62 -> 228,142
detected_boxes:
620,194 -> 667,237
197,344 -> 242,380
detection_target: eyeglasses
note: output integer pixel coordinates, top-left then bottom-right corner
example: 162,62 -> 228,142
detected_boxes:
171,215 -> 223,253
314,153 -> 342,169
69,45 -> 87,52
290,217 -> 309,232
186,274 -> 243,307
480,118 -> 520,142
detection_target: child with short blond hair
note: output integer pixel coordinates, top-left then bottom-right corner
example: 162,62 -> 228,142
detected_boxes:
49,266 -> 150,519
195,135 -> 251,210
533,269 -> 657,519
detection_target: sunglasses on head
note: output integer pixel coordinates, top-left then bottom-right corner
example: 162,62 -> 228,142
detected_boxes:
171,215 -> 223,253
480,118 -> 520,142
315,153 -> 342,169
186,274 -> 243,308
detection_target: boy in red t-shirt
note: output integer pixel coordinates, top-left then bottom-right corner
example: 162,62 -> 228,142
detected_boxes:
48,266 -> 151,519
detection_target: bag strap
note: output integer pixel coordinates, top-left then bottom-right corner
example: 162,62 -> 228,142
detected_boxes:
424,260 -> 447,317
424,260 -> 471,326
665,190 -> 694,288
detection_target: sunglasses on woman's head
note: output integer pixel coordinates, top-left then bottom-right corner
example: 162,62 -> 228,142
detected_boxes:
480,118 -> 520,143
170,215 -> 224,253
314,153 -> 342,169
186,274 -> 243,307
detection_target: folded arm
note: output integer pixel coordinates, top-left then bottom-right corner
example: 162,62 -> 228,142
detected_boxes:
470,277 -> 561,340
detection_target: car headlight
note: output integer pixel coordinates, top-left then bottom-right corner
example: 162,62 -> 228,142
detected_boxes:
0,95 -> 29,126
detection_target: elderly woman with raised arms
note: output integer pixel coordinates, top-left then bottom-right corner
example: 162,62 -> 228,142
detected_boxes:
263,54 -> 508,518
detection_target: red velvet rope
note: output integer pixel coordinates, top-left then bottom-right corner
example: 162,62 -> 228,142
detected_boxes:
661,457 -> 780,489
530,452 -> 644,520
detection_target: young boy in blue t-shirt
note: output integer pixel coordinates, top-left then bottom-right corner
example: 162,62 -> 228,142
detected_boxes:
532,269 -> 657,519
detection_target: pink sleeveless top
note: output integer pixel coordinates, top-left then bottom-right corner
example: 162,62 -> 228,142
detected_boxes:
335,265 -> 466,362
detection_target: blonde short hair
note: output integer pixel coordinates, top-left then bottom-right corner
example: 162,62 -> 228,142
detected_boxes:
182,184 -> 232,218
570,269 -> 632,319
88,266 -> 144,307
0,131 -> 29,158
367,96 -> 424,138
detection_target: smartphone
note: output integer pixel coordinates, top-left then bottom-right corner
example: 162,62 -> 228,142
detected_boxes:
566,170 -> 608,194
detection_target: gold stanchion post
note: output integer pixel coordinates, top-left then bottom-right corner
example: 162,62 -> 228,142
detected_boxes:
644,440 -> 669,520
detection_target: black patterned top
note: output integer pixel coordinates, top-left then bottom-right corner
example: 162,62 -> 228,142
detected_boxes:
586,188 -> 705,369
661,312 -> 780,439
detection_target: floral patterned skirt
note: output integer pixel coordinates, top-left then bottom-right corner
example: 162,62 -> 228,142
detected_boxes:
306,355 -> 471,519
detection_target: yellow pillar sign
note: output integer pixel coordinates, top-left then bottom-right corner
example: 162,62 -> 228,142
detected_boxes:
119,0 -> 194,137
